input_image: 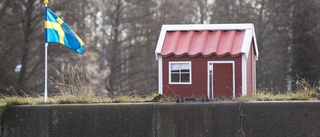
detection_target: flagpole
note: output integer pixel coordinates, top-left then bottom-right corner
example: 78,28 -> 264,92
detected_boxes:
43,0 -> 84,102
44,43 -> 48,103
44,0 -> 49,103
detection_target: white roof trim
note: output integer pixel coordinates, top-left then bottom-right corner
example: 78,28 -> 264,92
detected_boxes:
155,26 -> 167,60
155,23 -> 259,60
241,29 -> 253,60
161,23 -> 255,31
240,27 -> 259,60
252,28 -> 259,60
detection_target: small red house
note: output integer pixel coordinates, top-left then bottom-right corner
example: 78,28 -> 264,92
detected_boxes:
155,24 -> 258,98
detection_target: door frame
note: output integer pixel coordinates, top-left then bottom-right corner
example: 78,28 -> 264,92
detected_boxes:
207,61 -> 235,98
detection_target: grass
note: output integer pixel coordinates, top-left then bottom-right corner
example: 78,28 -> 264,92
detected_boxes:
3,96 -> 42,105
0,92 -> 161,106
1,75 -> 319,105
3,65 -> 319,105
0,89 -> 317,106
239,76 -> 318,102
239,90 -> 317,102
3,64 -> 319,137
0,92 -> 316,137
50,63 -> 96,98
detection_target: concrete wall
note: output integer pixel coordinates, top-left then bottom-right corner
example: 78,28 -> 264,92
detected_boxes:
3,102 -> 320,137
241,102 -> 320,137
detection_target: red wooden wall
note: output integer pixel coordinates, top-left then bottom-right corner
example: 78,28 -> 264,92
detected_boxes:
162,55 -> 242,98
246,42 -> 257,95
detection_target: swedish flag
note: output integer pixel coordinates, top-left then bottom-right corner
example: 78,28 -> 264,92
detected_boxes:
44,7 -> 84,54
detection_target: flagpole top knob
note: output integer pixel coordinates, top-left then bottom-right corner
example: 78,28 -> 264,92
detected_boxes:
44,0 -> 49,5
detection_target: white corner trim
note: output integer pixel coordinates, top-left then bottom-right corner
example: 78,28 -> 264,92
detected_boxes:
242,55 -> 247,96
158,56 -> 163,94
232,62 -> 235,99
207,62 -> 211,98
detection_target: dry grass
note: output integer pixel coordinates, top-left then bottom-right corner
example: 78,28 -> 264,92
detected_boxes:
239,76 -> 318,102
3,67 -> 319,105
50,63 -> 95,98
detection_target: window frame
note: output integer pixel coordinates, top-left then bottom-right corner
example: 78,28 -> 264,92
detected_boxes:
169,61 -> 192,84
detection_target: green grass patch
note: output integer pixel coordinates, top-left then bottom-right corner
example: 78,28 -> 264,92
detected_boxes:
0,90 -> 317,105
4,96 -> 42,105
0,93 -> 160,105
239,90 -> 317,102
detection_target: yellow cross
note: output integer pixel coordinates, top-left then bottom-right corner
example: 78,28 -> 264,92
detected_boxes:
45,18 -> 65,44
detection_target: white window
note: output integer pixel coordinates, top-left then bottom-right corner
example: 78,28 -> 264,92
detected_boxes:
169,62 -> 191,84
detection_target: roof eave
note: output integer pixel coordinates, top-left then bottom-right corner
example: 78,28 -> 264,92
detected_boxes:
162,23 -> 255,31
241,27 -> 259,60
155,25 -> 167,60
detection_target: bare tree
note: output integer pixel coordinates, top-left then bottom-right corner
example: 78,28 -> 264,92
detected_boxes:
2,0 -> 320,95
286,0 -> 295,92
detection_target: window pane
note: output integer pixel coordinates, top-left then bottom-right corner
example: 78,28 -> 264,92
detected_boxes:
181,73 -> 190,82
170,62 -> 191,83
171,70 -> 180,73
171,64 -> 180,71
181,69 -> 189,72
171,74 -> 180,82
180,63 -> 190,70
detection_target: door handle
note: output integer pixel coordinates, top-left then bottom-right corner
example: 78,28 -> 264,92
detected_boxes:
214,79 -> 219,84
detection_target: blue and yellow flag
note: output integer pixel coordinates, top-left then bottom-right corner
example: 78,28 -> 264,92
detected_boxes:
45,7 -> 84,54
